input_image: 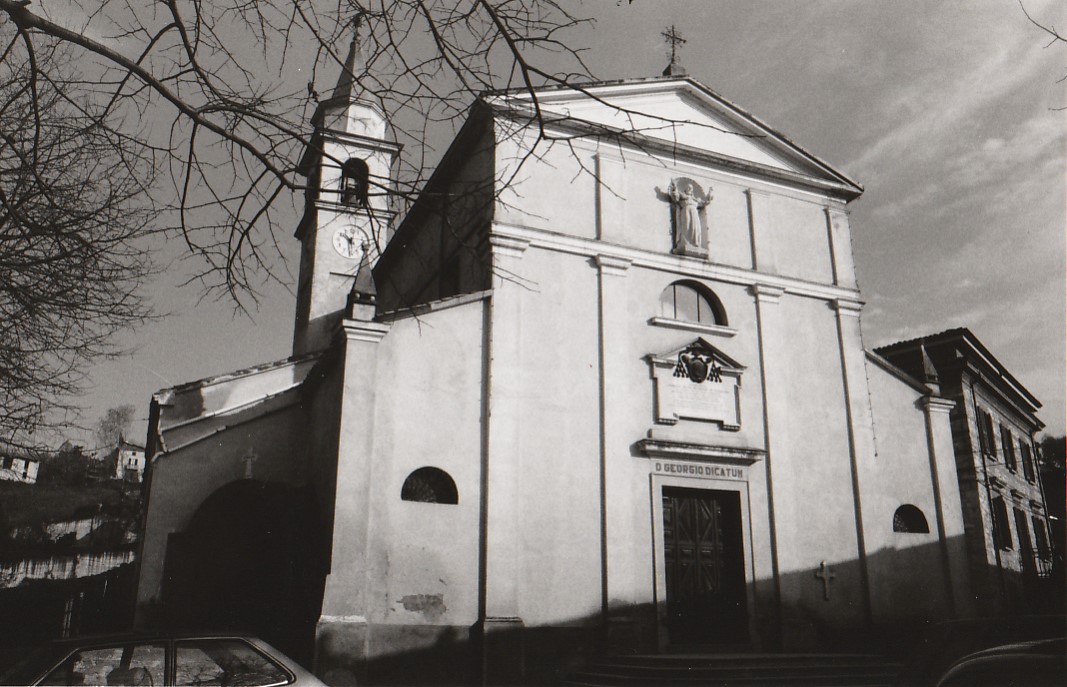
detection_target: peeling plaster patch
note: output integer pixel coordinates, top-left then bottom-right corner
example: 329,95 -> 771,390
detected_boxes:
398,594 -> 447,621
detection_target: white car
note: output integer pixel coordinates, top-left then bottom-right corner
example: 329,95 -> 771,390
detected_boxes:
0,633 -> 327,686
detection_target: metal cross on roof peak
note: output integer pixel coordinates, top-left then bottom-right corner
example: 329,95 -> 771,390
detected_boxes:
662,25 -> 687,64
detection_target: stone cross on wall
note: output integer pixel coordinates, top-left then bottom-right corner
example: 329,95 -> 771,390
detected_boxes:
241,449 -> 258,479
815,561 -> 836,601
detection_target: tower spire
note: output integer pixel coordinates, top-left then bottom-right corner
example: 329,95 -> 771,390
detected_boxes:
331,14 -> 366,101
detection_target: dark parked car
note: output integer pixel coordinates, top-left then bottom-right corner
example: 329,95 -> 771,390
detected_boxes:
0,633 -> 326,686
936,637 -> 1066,687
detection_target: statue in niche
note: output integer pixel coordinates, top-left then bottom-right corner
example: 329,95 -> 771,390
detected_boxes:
667,177 -> 711,257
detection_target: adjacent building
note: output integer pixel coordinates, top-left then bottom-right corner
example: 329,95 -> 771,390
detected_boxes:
877,329 -> 1054,614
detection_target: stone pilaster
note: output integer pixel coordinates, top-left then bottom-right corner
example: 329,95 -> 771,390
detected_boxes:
750,283 -> 785,647
315,318 -> 390,685
595,254 -> 647,652
594,153 -> 627,243
824,207 -> 857,289
746,190 -> 774,273
831,298 -> 873,626
478,233 -> 530,684
921,395 -> 975,616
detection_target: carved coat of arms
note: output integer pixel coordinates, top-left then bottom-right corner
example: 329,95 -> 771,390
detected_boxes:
674,345 -> 723,383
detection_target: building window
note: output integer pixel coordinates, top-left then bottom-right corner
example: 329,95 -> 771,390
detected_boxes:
401,467 -> 458,504
977,410 -> 996,460
341,158 -> 370,207
1020,440 -> 1036,482
658,281 -> 726,325
1014,508 -> 1034,570
1033,516 -> 1050,558
992,496 -> 1012,550
892,504 -> 930,533
1000,424 -> 1017,471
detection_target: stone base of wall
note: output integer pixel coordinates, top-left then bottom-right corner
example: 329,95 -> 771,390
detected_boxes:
313,616 -> 607,686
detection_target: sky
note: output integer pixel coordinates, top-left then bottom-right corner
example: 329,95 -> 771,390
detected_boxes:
73,0 -> 1066,447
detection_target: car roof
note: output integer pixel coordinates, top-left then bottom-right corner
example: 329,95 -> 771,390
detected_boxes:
958,637 -> 1067,660
39,630 -> 261,648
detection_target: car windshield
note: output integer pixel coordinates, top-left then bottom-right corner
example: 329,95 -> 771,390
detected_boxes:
175,639 -> 290,687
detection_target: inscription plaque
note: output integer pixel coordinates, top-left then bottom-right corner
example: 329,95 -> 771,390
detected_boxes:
653,459 -> 747,481
648,338 -> 743,430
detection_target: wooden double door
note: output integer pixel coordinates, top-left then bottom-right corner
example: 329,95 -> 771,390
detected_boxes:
662,486 -> 748,645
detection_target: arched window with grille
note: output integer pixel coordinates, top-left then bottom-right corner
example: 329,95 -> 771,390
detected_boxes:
401,467 -> 458,505
892,504 -> 930,533
341,158 -> 370,207
658,281 -> 727,326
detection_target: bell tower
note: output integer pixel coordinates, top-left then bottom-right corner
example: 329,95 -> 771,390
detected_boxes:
292,18 -> 400,355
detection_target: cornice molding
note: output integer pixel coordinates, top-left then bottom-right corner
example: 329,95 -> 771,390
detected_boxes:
595,253 -> 633,276
648,317 -> 737,337
749,283 -> 785,304
636,439 -> 765,465
832,298 -> 864,317
489,233 -> 531,259
342,319 -> 390,344
491,222 -> 861,303
316,128 -> 403,155
921,397 -> 956,414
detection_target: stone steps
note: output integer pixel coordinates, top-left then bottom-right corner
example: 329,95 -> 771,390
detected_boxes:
564,653 -> 903,687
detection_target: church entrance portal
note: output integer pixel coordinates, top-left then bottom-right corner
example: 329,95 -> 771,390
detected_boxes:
662,486 -> 747,645
161,480 -> 325,667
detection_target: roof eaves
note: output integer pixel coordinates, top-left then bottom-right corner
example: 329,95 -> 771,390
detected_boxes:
154,350 -> 323,398
865,349 -> 931,395
875,328 -> 1041,411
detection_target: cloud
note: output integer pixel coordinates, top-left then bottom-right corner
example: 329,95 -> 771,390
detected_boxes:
843,9 -> 1060,181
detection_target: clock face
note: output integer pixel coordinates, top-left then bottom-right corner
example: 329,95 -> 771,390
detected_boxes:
332,227 -> 366,260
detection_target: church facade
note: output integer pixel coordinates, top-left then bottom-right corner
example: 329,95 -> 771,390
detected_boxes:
132,48 -> 1011,685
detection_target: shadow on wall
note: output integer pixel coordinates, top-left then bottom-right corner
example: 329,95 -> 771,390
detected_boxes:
138,475 -> 1063,687
152,480 -> 328,669
308,535 -> 1063,686
0,563 -> 138,675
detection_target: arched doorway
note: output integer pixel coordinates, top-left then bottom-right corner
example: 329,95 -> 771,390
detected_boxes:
161,480 -> 326,666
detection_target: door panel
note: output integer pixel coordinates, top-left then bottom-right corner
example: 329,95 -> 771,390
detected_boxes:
662,487 -> 747,644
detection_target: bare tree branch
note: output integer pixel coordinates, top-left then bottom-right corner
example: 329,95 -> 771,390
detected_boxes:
0,0 -> 733,437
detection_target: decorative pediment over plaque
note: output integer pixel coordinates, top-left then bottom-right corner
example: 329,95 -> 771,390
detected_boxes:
646,338 -> 744,430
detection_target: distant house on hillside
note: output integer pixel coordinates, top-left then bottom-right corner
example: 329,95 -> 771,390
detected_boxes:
0,445 -> 40,485
91,438 -> 146,484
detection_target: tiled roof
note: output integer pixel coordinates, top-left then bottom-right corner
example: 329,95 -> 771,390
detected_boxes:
875,328 -> 1040,410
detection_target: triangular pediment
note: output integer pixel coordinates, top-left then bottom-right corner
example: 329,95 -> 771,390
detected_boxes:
489,77 -> 862,197
648,338 -> 744,372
